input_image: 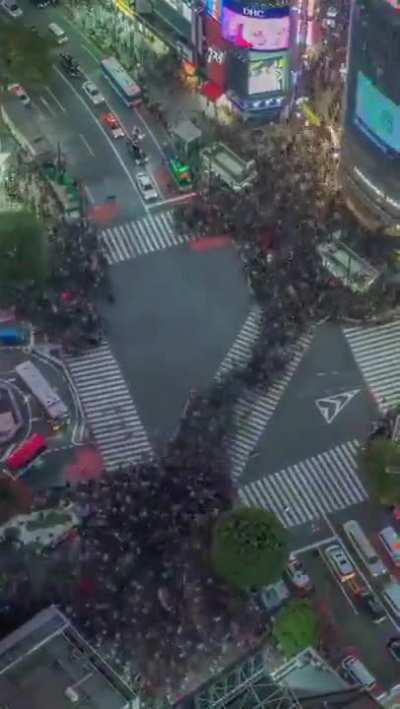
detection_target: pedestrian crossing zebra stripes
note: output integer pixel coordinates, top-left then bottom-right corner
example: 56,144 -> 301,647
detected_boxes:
215,306 -> 263,379
100,211 -> 191,264
228,330 -> 314,481
238,439 -> 366,528
343,320 -> 400,411
65,342 -> 152,470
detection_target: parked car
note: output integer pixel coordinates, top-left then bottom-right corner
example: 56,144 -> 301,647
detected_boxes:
341,655 -> 377,692
1,0 -> 23,17
8,83 -> 31,106
387,638 -> 400,662
101,112 -> 124,139
136,172 -> 158,202
359,591 -> 386,623
285,553 -> 313,594
324,544 -> 355,581
82,80 -> 104,106
260,579 -> 290,613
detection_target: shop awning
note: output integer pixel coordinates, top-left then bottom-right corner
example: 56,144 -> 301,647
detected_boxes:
200,81 -> 224,102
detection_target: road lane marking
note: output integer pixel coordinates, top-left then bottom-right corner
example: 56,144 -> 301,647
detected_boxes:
39,96 -> 56,116
45,86 -> 66,113
84,185 -> 95,203
53,65 -> 148,211
293,536 -> 338,555
148,192 -> 197,209
79,133 -> 95,157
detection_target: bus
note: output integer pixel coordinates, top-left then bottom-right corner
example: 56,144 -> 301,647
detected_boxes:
343,520 -> 386,577
5,433 -> 47,473
100,57 -> 141,107
15,360 -> 69,430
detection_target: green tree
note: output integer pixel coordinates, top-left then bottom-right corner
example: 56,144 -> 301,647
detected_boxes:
361,437 -> 400,504
273,600 -> 320,658
0,210 -> 48,285
211,507 -> 288,590
0,20 -> 56,85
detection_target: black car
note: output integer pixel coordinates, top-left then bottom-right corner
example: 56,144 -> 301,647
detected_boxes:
387,638 -> 400,661
359,592 -> 386,623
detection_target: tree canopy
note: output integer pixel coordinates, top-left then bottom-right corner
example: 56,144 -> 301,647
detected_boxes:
211,507 -> 288,590
0,20 -> 55,85
273,600 -> 320,658
361,437 -> 400,504
0,210 -> 48,285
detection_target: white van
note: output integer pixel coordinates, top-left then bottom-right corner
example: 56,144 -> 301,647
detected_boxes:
379,526 -> 400,567
382,580 -> 400,618
49,22 -> 68,44
341,656 -> 376,692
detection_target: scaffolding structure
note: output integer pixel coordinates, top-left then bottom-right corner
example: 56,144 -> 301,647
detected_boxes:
194,651 -> 302,709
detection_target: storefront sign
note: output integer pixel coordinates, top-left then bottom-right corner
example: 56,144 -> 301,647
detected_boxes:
207,46 -> 227,64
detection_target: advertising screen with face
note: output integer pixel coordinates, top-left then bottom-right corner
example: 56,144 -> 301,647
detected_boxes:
248,52 -> 288,94
221,6 -> 290,50
355,71 -> 400,153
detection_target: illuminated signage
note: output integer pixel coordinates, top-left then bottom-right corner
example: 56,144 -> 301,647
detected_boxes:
221,6 -> 290,50
206,0 -> 222,20
204,15 -> 229,87
383,0 -> 400,9
224,0 -> 290,14
354,71 -> 400,154
248,51 -> 288,94
207,46 -> 227,63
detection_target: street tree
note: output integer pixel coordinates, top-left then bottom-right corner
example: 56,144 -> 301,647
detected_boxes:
0,19 -> 56,86
0,210 -> 48,285
361,437 -> 400,504
273,600 -> 320,658
211,507 -> 288,590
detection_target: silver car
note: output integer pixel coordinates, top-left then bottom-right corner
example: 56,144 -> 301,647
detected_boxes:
82,80 -> 104,106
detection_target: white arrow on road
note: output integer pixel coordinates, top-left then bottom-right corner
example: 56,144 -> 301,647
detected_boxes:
315,389 -> 360,424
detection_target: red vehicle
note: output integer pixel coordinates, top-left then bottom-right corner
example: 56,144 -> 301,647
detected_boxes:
100,112 -> 124,139
5,434 -> 47,472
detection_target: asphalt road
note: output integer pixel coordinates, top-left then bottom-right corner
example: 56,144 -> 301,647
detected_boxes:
301,544 -> 400,694
245,322 -> 376,481
101,241 -> 251,441
13,0 -> 175,222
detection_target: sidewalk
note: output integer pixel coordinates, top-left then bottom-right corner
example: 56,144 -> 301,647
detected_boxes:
66,1 -> 234,129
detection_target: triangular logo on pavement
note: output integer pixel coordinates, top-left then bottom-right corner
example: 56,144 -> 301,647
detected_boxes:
315,389 -> 360,424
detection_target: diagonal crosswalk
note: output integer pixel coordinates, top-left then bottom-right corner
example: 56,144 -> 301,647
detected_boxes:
215,306 -> 263,379
343,320 -> 400,411
65,342 -> 152,470
99,211 -> 191,264
239,439 -> 366,528
226,330 -> 314,481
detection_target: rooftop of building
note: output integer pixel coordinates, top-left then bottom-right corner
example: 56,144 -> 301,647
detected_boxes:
0,606 -> 137,709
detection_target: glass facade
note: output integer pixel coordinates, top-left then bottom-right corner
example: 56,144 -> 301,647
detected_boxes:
341,0 -> 400,233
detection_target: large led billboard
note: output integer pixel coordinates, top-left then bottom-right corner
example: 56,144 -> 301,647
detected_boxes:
354,71 -> 400,153
248,51 -> 288,93
221,4 -> 290,51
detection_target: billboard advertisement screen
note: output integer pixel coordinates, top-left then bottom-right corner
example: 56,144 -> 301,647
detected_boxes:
248,52 -> 288,94
221,6 -> 290,50
354,71 -> 400,153
204,15 -> 229,88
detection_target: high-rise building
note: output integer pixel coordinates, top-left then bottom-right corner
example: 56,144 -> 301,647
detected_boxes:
340,0 -> 400,236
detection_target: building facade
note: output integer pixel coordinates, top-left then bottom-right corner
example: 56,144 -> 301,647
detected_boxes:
340,0 -> 400,236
